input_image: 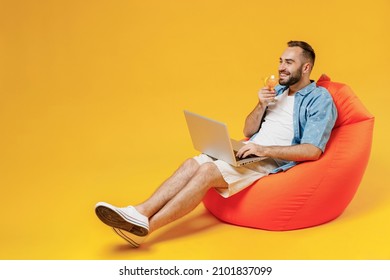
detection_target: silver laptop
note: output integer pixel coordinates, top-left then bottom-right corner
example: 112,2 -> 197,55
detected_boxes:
184,110 -> 266,166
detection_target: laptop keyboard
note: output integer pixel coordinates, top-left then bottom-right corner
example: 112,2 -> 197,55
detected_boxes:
234,151 -> 257,161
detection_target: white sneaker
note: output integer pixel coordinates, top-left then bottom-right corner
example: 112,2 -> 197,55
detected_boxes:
112,227 -> 146,248
95,202 -> 149,236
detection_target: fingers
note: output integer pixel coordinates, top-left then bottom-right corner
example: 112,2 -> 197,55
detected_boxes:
236,146 -> 247,159
258,87 -> 276,104
237,144 -> 255,159
237,143 -> 265,159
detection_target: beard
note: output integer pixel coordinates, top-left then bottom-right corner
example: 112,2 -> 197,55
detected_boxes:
279,68 -> 302,87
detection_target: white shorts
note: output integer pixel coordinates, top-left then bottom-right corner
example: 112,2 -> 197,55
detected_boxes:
193,154 -> 279,198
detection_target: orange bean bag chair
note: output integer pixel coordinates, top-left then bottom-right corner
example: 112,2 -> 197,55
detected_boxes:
203,74 -> 374,230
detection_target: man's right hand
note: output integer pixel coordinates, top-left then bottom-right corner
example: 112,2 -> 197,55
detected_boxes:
258,86 -> 276,106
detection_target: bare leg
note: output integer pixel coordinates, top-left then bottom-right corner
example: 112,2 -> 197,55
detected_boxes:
134,158 -> 201,218
95,159 -> 227,247
148,162 -> 228,232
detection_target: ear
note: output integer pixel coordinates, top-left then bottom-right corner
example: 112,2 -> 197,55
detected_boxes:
302,62 -> 311,74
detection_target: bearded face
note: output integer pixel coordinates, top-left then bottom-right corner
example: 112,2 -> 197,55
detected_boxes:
278,66 -> 303,87
278,46 -> 310,87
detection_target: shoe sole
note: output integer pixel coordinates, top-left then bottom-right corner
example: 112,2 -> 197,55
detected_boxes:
95,205 -> 149,236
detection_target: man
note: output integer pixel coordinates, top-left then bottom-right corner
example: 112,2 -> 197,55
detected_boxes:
95,41 -> 337,248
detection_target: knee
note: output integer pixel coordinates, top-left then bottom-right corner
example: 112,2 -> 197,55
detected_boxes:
196,163 -> 226,189
197,162 -> 219,176
181,158 -> 200,171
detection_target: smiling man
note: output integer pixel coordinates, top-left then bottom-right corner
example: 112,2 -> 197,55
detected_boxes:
95,41 -> 337,248
238,41 -> 333,165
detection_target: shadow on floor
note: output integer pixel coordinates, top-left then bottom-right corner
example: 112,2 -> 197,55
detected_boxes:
111,209 -> 222,252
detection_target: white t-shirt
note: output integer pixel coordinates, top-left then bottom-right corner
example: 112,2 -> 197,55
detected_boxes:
251,89 -> 294,146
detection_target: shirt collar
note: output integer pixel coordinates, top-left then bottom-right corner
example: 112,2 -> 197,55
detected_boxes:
278,80 -> 316,96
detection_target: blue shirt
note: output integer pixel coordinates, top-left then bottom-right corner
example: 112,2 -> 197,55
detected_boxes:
251,81 -> 338,173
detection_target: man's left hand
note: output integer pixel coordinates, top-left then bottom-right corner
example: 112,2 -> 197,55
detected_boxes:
236,143 -> 266,159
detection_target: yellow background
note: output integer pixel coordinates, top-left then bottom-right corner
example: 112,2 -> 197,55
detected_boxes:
1,0 -> 389,259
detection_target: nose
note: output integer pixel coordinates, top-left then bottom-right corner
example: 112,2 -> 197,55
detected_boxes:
278,62 -> 286,72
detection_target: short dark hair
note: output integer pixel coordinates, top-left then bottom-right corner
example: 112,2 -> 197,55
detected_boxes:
287,40 -> 316,66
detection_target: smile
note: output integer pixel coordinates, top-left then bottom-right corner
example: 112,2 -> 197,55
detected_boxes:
279,73 -> 289,78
